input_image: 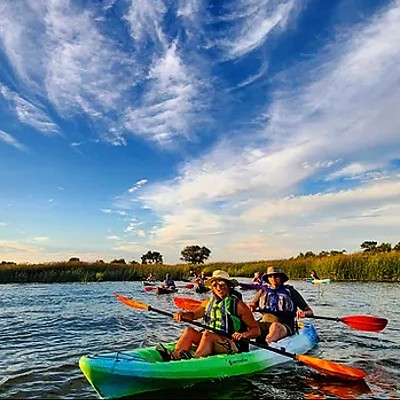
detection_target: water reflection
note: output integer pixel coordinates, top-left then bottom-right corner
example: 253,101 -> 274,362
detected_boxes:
304,376 -> 371,399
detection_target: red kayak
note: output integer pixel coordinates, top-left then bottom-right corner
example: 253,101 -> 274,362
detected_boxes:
155,286 -> 178,295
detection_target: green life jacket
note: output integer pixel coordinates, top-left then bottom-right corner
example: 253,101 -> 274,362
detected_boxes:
204,294 -> 245,334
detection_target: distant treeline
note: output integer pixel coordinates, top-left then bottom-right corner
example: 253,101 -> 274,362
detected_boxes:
0,252 -> 399,284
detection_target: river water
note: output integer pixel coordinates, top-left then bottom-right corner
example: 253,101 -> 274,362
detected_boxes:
1,280 -> 399,399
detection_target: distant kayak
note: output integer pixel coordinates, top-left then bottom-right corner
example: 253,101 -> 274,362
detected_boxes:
79,322 -> 318,399
142,281 -> 157,286
155,286 -> 178,295
195,285 -> 211,294
239,282 -> 266,290
306,278 -> 330,285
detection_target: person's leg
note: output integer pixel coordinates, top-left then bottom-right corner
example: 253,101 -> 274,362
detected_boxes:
266,322 -> 288,343
172,327 -> 202,359
194,331 -> 238,358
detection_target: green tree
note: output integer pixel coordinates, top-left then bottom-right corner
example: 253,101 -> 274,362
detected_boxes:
360,241 -> 378,253
141,251 -> 163,264
111,258 -> 126,264
180,245 -> 211,264
376,242 -> 392,252
393,242 -> 400,252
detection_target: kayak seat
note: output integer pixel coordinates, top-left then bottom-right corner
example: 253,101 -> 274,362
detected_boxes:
156,343 -> 173,362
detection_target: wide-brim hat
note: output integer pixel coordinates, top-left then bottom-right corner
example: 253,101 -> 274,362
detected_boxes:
205,270 -> 239,288
263,266 -> 289,283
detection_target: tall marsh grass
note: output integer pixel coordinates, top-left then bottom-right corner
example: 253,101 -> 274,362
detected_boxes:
0,252 -> 399,284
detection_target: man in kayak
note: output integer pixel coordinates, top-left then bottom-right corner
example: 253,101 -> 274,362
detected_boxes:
161,273 -> 176,289
249,266 -> 314,343
157,270 -> 260,361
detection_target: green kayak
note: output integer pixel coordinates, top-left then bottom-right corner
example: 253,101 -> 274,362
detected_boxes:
79,322 -> 318,399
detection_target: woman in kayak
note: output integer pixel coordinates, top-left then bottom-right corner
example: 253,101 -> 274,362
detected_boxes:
146,272 -> 156,282
310,269 -> 320,280
252,271 -> 262,284
249,266 -> 314,343
157,270 -> 260,361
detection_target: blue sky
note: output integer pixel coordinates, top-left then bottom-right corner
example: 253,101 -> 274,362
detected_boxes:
1,0 -> 400,265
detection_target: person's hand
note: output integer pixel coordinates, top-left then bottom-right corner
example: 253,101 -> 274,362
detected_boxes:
296,310 -> 306,319
173,311 -> 184,322
248,303 -> 257,312
231,332 -> 247,341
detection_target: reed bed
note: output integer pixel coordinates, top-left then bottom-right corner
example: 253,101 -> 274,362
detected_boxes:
0,252 -> 399,284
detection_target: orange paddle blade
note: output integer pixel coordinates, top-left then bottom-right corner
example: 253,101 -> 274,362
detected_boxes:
114,293 -> 150,311
296,354 -> 366,381
174,297 -> 201,311
143,286 -> 155,292
340,316 -> 387,332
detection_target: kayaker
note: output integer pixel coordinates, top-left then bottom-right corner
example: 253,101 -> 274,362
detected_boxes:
161,273 -> 176,289
310,269 -> 320,280
157,270 -> 260,361
194,271 -> 206,287
252,271 -> 262,284
249,266 -> 314,343
146,273 -> 156,282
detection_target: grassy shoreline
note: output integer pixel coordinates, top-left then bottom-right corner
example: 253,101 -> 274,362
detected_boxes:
0,252 -> 399,284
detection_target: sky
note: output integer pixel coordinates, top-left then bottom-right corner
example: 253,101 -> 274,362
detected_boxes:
1,0 -> 400,265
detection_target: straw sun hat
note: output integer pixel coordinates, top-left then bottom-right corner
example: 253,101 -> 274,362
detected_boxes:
205,270 -> 239,288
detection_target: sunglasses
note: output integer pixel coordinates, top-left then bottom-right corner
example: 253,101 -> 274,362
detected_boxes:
211,280 -> 227,288
267,274 -> 281,279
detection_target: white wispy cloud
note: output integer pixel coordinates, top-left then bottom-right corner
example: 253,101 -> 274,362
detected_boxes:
123,41 -> 208,145
0,129 -> 27,151
0,84 -> 60,135
218,0 -> 298,59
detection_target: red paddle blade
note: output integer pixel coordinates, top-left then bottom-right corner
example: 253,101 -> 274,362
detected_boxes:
296,354 -> 366,381
143,286 -> 154,292
185,283 -> 195,289
341,315 -> 388,332
174,297 -> 201,311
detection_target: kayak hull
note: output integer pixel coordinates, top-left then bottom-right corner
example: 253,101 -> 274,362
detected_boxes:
155,286 -> 178,295
142,281 -> 157,286
239,282 -> 266,290
79,323 -> 318,399
306,278 -> 330,285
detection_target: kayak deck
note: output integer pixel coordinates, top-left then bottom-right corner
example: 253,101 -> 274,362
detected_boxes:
79,323 -> 318,399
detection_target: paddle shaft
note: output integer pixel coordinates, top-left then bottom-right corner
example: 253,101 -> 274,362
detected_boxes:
310,315 -> 341,322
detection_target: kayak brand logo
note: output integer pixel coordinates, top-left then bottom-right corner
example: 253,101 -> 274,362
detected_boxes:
227,357 -> 248,366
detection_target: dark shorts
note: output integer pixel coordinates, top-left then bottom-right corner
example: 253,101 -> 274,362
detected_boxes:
256,321 -> 294,343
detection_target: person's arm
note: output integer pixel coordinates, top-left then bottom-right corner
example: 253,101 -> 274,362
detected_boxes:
231,301 -> 261,340
291,288 -> 314,318
248,289 -> 262,312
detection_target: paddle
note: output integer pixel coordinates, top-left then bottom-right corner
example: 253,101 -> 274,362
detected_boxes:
310,315 -> 387,332
115,293 -> 366,381
144,283 -> 194,292
173,297 -> 388,332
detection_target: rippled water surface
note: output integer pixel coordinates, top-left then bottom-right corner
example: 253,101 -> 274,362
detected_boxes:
1,280 -> 399,399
